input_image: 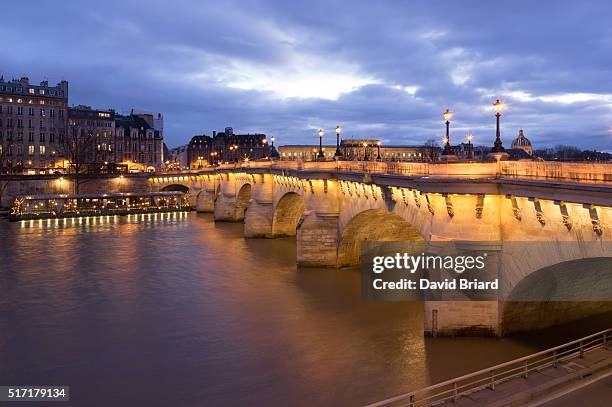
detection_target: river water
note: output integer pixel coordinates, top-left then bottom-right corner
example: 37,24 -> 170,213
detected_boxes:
0,213 -> 607,406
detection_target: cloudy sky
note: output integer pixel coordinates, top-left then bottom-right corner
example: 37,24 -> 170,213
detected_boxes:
3,1 -> 611,150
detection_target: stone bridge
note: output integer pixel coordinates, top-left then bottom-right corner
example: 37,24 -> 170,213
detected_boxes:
150,160 -> 612,336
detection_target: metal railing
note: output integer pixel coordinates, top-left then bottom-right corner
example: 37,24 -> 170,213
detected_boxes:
366,328 -> 610,407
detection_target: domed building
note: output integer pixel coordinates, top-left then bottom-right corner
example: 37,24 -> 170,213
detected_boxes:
511,129 -> 533,156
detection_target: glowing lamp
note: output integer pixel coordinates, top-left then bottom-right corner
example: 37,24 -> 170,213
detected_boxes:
443,109 -> 453,122
493,99 -> 504,114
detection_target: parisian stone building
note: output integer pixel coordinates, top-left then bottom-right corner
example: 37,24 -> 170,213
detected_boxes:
114,113 -> 164,172
279,139 -> 434,162
67,105 -> 116,170
511,129 -> 533,156
0,76 -> 69,173
186,127 -> 269,168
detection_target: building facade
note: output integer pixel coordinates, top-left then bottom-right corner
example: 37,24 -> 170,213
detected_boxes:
168,144 -> 189,170
184,127 -> 270,168
511,129 -> 533,156
279,140 -> 434,162
0,76 -> 68,173
114,114 -> 164,172
67,105 -> 116,171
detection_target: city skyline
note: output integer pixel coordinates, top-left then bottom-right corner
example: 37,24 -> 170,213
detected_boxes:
3,1 -> 611,151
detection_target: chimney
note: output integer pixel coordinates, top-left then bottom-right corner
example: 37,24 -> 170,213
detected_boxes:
213,130 -> 217,137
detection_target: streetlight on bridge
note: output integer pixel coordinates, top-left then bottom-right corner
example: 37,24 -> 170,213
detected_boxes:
363,141 -> 369,161
376,141 -> 382,161
492,99 -> 506,153
317,129 -> 325,159
466,133 -> 474,160
442,109 -> 454,156
335,126 -> 343,159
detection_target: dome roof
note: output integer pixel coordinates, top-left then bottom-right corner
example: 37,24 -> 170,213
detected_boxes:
511,129 -> 532,147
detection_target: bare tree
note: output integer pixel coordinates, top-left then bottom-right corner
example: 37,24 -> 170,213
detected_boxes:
424,139 -> 440,162
63,123 -> 99,193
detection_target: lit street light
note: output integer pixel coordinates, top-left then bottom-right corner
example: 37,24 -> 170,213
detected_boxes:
376,141 -> 382,161
317,129 -> 324,159
492,99 -> 506,153
363,141 -> 369,161
442,109 -> 454,156
466,133 -> 474,160
335,126 -> 342,158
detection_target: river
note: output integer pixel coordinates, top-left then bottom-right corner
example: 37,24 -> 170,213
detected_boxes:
0,213 -> 607,406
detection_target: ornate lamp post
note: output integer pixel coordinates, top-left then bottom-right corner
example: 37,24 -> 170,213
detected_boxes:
197,156 -> 203,168
442,109 -> 453,156
363,141 -> 369,161
376,141 -> 382,161
492,99 -> 506,153
317,129 -> 325,159
334,126 -> 342,158
466,133 -> 474,160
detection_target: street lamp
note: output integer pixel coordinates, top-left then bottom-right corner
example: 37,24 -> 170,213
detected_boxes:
334,126 -> 342,158
363,141 -> 369,161
376,141 -> 382,161
466,133 -> 474,160
198,156 -> 203,168
317,129 -> 324,159
442,109 -> 453,156
492,99 -> 506,153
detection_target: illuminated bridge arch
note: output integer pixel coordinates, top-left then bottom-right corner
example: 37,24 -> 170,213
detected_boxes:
272,192 -> 306,237
501,257 -> 612,334
337,209 -> 425,267
160,184 -> 190,193
235,183 -> 252,220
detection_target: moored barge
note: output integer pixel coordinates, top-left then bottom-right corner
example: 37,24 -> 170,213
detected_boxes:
9,191 -> 192,221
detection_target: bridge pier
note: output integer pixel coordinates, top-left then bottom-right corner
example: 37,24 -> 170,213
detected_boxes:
244,201 -> 274,237
424,301 -> 500,336
244,173 -> 274,237
297,211 -> 340,267
196,190 -> 216,212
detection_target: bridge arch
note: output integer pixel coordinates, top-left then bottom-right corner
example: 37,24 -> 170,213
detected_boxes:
337,209 -> 426,267
273,192 -> 306,237
235,183 -> 252,220
160,184 -> 190,193
501,257 -> 612,334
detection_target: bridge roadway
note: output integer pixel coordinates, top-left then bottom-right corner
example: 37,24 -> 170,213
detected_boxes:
149,160 -> 612,337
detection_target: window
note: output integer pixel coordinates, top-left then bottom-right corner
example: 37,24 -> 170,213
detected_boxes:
40,133 -> 45,142
40,120 -> 44,129
39,89 -> 45,95
17,106 -> 23,115
28,119 -> 33,129
17,119 -> 22,128
7,106 -> 12,114
29,88 -> 35,94
40,145 -> 46,155
28,145 -> 34,155
40,108 -> 45,117
50,134 -> 55,143
59,110 -> 64,118
28,132 -> 34,142
28,107 -> 34,116
50,109 -> 55,117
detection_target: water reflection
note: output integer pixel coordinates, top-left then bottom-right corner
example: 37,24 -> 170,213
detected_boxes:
0,213 -> 602,406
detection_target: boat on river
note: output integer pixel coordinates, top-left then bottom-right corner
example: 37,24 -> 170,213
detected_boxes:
9,191 -> 192,221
